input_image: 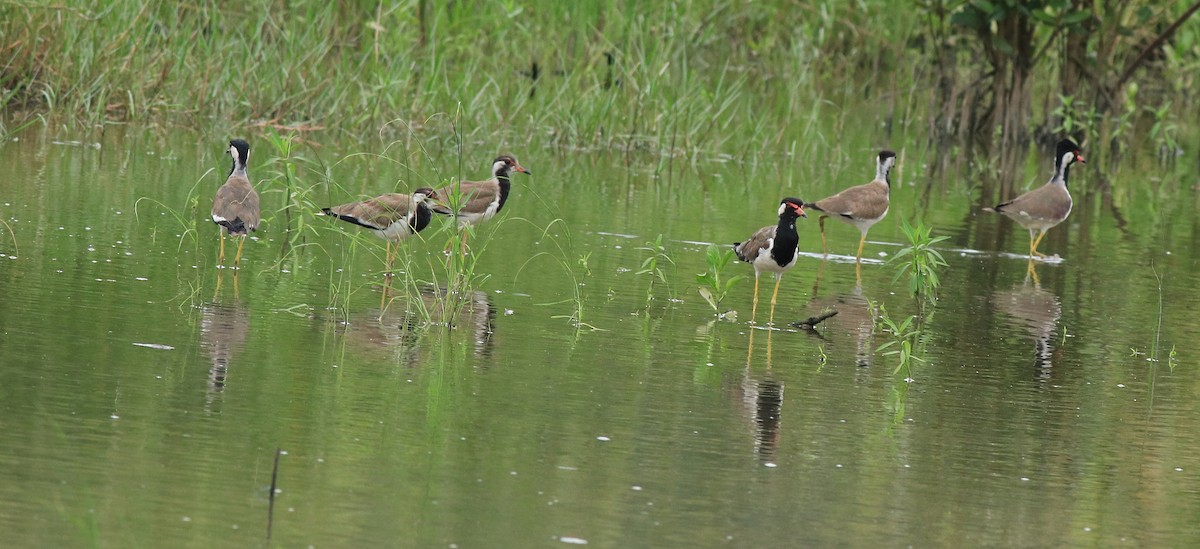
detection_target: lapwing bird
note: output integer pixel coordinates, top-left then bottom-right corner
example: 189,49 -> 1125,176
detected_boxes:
431,155 -> 530,253
807,150 -> 896,264
734,197 -> 807,326
320,187 -> 437,274
211,139 -> 260,269
986,139 -> 1085,259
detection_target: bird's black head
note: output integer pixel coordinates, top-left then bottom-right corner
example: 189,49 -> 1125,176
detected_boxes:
1056,139 -> 1085,166
228,139 -> 250,167
779,197 -> 807,219
492,155 -> 531,178
413,187 -> 437,202
877,150 -> 897,183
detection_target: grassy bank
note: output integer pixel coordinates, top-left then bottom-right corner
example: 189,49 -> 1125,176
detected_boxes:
1,1 -> 1198,163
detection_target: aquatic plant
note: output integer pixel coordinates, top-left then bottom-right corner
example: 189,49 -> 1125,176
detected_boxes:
890,219 -> 948,302
516,218 -> 602,332
636,234 -> 675,307
872,302 -> 925,381
695,245 -> 745,317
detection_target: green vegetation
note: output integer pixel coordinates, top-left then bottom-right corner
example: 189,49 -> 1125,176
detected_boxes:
872,302 -> 925,381
2,1 -> 1197,161
890,219 -> 949,302
695,245 -> 744,317
872,301 -> 933,424
635,234 -> 675,306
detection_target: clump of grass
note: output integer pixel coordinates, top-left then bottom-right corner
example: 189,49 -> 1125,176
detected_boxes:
260,131 -> 330,261
890,219 -> 948,303
872,302 -> 924,382
133,169 -> 209,256
516,218 -> 602,332
696,244 -> 744,318
636,234 -> 676,307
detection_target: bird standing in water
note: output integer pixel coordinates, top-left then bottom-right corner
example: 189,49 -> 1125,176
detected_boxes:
734,197 -> 808,326
430,155 -> 530,254
211,139 -> 259,269
320,187 -> 438,313
806,150 -> 896,266
986,139 -> 1085,259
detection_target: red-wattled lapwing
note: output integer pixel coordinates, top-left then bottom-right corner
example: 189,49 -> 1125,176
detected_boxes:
211,139 -> 260,269
431,155 -> 530,253
985,139 -> 1085,259
320,187 -> 437,274
807,150 -> 896,265
734,197 -> 807,326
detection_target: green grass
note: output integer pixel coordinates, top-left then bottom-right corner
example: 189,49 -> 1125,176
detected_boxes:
695,244 -> 744,317
890,218 -> 949,303
3,1 -> 1196,163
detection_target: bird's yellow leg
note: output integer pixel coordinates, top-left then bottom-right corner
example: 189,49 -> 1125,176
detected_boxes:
819,216 -> 829,255
233,235 -> 246,268
768,273 -> 783,326
218,232 -> 226,267
750,272 -> 761,325
384,240 -> 394,278
856,232 -> 867,264
1030,229 -> 1049,258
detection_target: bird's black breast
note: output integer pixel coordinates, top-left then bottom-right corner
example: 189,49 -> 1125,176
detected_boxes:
411,203 -> 432,234
770,221 -> 799,267
496,178 -> 512,212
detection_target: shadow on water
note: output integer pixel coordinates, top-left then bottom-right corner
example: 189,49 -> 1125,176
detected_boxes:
990,268 -> 1063,380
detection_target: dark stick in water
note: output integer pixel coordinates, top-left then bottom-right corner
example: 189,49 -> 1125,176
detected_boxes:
789,309 -> 839,331
267,447 -> 282,544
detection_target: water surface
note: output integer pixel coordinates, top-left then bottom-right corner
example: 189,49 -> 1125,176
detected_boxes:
1,128 -> 1198,547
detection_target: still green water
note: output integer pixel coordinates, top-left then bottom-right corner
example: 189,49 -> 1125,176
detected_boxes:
1,127 -> 1199,547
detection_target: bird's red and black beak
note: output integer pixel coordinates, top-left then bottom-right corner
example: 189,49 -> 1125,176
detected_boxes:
1075,151 -> 1086,164
514,163 -> 531,175
793,203 -> 807,218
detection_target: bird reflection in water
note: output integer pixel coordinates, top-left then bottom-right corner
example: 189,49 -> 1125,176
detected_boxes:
806,285 -> 875,368
347,288 -> 497,366
200,300 -> 250,406
738,329 -> 784,464
992,269 -> 1062,378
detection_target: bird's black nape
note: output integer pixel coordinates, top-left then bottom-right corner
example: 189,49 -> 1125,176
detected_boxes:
228,139 -> 250,174
229,139 -> 250,159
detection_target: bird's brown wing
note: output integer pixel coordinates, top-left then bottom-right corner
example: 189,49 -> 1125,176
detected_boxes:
735,225 -> 776,263
327,193 -> 415,229
433,180 -> 498,215
995,183 -> 1070,223
812,182 -> 888,220
212,175 -> 260,232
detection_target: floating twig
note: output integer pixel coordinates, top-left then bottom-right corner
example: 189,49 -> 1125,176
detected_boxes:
789,309 -> 838,331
